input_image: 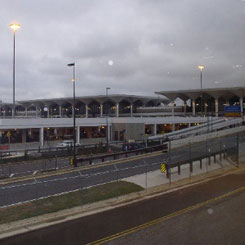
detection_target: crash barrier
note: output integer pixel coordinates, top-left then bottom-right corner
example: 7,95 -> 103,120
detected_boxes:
76,143 -> 168,166
164,148 -> 229,178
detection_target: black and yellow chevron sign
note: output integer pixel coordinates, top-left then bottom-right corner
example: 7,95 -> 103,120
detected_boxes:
161,163 -> 166,173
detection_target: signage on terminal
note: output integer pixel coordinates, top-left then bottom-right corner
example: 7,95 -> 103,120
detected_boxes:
224,106 -> 241,117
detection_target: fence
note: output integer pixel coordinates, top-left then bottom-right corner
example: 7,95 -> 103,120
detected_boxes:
0,132 -> 244,208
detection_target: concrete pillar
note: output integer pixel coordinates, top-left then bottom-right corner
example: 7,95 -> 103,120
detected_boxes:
240,98 -> 243,116
59,106 -> 62,117
76,126 -> 80,144
22,129 -> 27,143
153,124 -> 157,135
85,104 -> 89,118
188,123 -> 191,128
172,124 -> 175,132
25,106 -> 28,117
100,104 -> 103,117
39,128 -> 44,147
183,102 -> 187,116
171,102 -> 175,117
72,105 -> 75,118
130,104 -> 133,117
192,99 -> 196,116
47,107 -> 50,118
215,98 -> 219,117
36,106 -> 39,118
204,102 -> 207,115
116,103 -> 119,117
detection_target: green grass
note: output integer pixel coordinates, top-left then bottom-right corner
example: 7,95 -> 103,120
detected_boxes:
0,181 -> 143,225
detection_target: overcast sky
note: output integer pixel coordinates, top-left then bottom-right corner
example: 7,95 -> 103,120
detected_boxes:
1,0 -> 245,102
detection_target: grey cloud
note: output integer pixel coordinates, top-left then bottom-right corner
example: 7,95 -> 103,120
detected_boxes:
0,0 -> 245,102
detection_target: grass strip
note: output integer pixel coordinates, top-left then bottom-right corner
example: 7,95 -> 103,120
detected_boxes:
0,181 -> 143,225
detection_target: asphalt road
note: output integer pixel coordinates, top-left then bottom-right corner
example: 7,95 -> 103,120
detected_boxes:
0,134 -> 243,207
1,167 -> 245,245
0,133 -> 243,178
107,186 -> 245,245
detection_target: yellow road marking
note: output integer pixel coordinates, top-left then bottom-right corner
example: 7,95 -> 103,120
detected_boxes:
87,186 -> 245,245
0,151 -> 162,186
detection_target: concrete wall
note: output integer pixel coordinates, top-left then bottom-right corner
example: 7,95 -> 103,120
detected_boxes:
171,125 -> 245,149
112,123 -> 145,141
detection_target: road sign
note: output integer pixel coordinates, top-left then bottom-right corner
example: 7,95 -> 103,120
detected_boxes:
161,163 -> 166,173
69,157 -> 74,166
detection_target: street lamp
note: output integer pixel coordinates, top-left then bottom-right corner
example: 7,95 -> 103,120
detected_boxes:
106,87 -> 111,148
198,65 -> 205,116
67,63 -> 77,167
9,22 -> 21,118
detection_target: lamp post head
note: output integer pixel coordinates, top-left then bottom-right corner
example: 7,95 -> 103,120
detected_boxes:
198,65 -> 205,71
9,23 -> 21,32
106,87 -> 111,91
67,63 -> 75,67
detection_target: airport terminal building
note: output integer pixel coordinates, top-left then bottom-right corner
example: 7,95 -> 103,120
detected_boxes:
0,87 -> 244,147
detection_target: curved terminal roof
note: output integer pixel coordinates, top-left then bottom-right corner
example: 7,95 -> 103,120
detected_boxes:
13,94 -> 170,108
155,87 -> 245,101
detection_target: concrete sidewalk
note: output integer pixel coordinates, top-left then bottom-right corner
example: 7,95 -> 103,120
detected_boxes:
123,156 -> 233,189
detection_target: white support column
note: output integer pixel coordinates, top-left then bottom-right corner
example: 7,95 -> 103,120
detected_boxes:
171,102 -> 175,117
130,104 -> 133,117
172,124 -> 175,132
204,102 -> 207,115
39,128 -> 44,147
47,107 -> 50,118
59,105 -> 62,117
85,104 -> 89,118
240,98 -> 243,117
116,103 -> 119,117
153,124 -> 157,135
36,106 -> 39,118
183,101 -> 187,116
72,105 -> 75,118
215,98 -> 219,117
192,99 -> 196,116
25,106 -> 28,117
100,104 -> 103,117
76,126 -> 80,144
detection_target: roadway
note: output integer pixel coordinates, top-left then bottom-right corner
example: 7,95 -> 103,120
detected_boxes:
1,166 -> 245,244
0,134 -> 243,207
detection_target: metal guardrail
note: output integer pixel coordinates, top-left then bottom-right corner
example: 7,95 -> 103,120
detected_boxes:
76,143 -> 168,166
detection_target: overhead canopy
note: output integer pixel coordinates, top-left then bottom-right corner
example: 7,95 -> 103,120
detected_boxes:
11,94 -> 170,108
155,87 -> 245,101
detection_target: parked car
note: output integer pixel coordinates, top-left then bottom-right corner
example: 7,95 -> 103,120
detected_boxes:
122,142 -> 144,151
56,140 -> 73,148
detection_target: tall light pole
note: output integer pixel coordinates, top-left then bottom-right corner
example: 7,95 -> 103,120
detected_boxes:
106,87 -> 111,148
9,23 -> 21,118
198,65 -> 205,116
67,63 -> 77,167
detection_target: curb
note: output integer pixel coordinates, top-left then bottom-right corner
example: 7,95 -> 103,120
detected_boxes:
0,163 -> 244,240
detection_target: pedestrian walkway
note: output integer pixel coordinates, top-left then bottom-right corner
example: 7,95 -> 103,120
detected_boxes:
123,157 -> 233,188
